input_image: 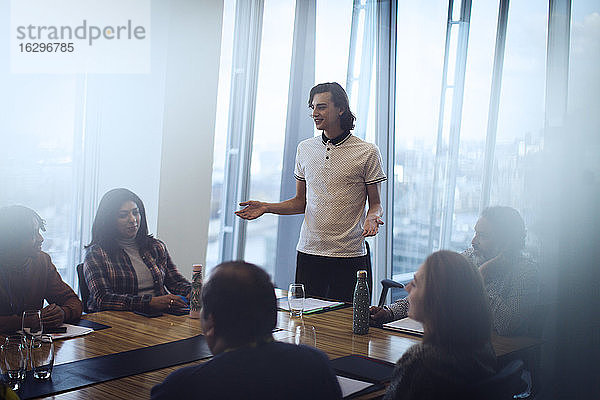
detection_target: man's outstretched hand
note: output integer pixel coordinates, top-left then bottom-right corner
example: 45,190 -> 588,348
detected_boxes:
363,215 -> 384,237
235,201 -> 268,220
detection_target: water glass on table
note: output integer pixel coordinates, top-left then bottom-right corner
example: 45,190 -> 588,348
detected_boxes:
4,335 -> 29,374
287,283 -> 305,318
30,335 -> 54,380
0,342 -> 26,391
294,324 -> 317,347
22,310 -> 42,337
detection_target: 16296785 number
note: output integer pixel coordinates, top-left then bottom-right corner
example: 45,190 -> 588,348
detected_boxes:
19,42 -> 74,52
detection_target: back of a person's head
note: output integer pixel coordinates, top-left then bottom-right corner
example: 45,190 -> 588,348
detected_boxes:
202,261 -> 277,346
480,206 -> 526,255
422,250 -> 492,349
0,205 -> 45,259
88,188 -> 150,252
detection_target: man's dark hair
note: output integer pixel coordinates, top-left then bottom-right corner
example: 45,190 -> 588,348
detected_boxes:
422,250 -> 492,349
308,82 -> 356,131
202,261 -> 277,346
480,206 -> 526,255
0,205 -> 45,261
86,188 -> 152,258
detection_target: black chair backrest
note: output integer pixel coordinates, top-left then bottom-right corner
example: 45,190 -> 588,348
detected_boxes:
469,359 -> 525,399
377,279 -> 405,307
76,263 -> 91,314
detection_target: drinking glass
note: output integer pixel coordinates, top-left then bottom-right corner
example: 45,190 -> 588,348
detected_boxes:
0,343 -> 25,391
30,335 -> 54,380
287,283 -> 305,318
4,335 -> 29,376
294,324 -> 317,347
22,309 -> 42,337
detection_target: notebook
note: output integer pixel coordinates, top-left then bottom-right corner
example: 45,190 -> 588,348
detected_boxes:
382,317 -> 424,336
277,297 -> 345,314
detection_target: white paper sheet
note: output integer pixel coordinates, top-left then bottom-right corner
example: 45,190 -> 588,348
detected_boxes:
46,323 -> 94,340
277,297 -> 344,312
336,375 -> 374,398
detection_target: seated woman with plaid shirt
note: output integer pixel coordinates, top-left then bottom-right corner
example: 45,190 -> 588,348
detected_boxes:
83,188 -> 190,313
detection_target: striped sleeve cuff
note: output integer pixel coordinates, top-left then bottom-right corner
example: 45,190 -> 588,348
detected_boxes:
365,176 -> 387,185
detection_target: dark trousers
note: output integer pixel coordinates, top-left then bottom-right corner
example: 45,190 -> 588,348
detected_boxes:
295,249 -> 372,304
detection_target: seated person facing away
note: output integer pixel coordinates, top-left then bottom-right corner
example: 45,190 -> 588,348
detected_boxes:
371,206 -> 539,336
384,251 -> 497,400
151,261 -> 342,400
0,206 -> 82,333
83,188 -> 190,313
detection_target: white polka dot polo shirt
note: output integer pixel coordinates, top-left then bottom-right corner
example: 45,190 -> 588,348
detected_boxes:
293,132 -> 387,257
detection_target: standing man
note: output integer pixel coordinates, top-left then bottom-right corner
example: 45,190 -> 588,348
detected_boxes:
236,82 -> 386,302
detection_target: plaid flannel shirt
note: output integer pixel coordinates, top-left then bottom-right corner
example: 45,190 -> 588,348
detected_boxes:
83,238 -> 191,312
387,248 -> 539,336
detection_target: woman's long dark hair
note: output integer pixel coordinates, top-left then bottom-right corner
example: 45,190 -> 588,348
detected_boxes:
86,188 -> 152,259
421,250 -> 492,350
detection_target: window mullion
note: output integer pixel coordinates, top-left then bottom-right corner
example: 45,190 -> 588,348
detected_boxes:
219,0 -> 265,263
374,0 -> 396,304
480,0 -> 509,211
273,0 -> 317,288
430,0 -> 472,251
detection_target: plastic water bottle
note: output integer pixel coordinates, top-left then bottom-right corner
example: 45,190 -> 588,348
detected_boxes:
353,270 -> 369,335
189,264 -> 203,319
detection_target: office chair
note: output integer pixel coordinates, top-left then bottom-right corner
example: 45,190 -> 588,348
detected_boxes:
377,279 -> 404,308
76,263 -> 92,314
468,359 -> 526,399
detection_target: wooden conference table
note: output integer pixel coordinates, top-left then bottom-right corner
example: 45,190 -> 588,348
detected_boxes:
25,299 -> 541,399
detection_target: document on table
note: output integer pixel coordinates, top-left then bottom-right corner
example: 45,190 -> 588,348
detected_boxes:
47,323 -> 94,340
336,375 -> 374,398
382,317 -> 424,336
277,297 -> 344,313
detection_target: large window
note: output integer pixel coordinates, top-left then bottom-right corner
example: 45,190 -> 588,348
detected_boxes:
568,1 -> 600,172
208,0 -> 355,279
1,0 -> 175,291
393,1 -> 447,279
0,75 -> 81,286
244,0 -> 296,270
391,0 -> 548,286
208,0 -> 597,301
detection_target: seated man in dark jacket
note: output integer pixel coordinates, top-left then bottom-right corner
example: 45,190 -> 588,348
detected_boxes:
151,261 -> 342,400
0,206 -> 82,333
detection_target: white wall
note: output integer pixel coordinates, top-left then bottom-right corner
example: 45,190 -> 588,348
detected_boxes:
157,0 -> 224,279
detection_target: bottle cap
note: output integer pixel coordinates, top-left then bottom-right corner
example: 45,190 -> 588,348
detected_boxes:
356,270 -> 367,278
